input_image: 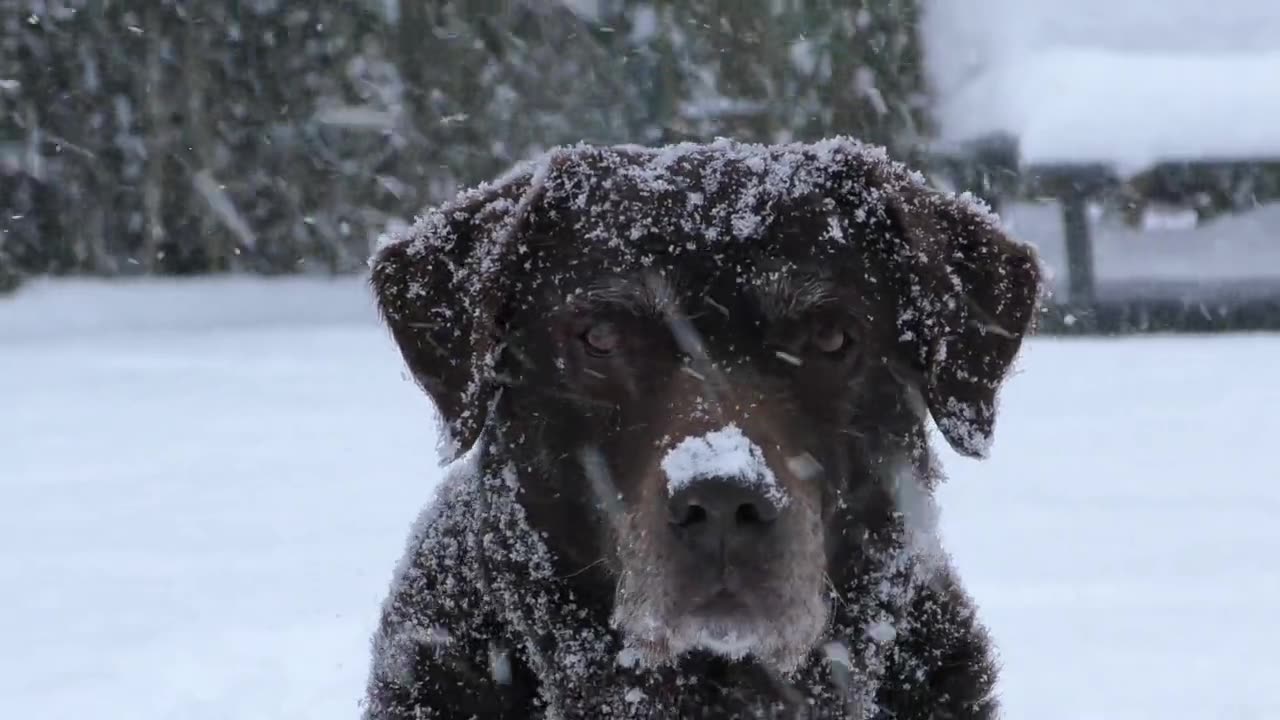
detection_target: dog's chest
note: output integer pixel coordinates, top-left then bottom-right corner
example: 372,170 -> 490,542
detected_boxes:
509,651 -> 865,720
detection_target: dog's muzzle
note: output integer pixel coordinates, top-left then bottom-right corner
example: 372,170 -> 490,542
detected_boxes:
660,424 -> 789,581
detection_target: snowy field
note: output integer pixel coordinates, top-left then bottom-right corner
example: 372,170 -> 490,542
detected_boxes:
3,277 -> 1278,719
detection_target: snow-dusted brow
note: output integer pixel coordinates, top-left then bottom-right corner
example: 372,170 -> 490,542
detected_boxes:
752,270 -> 839,321
578,272 -> 679,317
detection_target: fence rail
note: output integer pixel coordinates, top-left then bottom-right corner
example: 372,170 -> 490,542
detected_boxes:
936,135 -> 1280,334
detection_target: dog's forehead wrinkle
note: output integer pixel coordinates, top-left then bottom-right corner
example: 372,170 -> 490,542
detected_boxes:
579,271 -> 682,317
753,269 -> 840,321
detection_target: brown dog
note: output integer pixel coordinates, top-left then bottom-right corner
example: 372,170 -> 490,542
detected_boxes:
364,138 -> 1041,719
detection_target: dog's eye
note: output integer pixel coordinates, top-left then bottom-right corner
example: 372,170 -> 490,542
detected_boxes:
810,322 -> 848,354
581,322 -> 621,357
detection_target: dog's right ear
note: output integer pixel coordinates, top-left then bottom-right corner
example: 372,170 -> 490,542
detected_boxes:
877,183 -> 1042,459
369,182 -> 530,459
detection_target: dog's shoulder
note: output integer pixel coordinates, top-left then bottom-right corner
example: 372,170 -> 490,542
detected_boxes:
364,450 -> 540,719
874,568 -> 1000,719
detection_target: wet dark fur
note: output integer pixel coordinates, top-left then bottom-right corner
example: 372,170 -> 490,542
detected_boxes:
363,140 -> 1041,719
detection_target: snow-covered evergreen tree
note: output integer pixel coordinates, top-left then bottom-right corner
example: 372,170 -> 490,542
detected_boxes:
0,0 -> 933,277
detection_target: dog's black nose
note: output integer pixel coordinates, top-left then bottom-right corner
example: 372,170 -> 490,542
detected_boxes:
668,478 -> 780,557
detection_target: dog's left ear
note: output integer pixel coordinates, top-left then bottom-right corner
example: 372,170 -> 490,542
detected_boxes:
368,176 -> 536,460
880,185 -> 1042,458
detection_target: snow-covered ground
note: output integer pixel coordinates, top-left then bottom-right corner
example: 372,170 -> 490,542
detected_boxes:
3,278 -> 1278,719
0,278 -> 438,720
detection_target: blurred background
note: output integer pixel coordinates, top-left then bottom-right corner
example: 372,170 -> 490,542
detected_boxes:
2,2 -> 1277,719
3,0 -> 1277,330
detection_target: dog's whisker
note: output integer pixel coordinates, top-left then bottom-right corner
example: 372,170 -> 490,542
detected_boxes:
823,572 -> 848,611
556,557 -> 608,580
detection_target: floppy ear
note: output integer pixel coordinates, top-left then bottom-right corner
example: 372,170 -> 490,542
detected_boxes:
369,179 -> 532,460
882,185 -> 1042,458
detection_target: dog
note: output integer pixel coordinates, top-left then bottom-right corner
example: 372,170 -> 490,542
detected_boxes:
363,137 -> 1041,719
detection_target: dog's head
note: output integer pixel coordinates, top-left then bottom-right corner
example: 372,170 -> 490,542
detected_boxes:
372,139 -> 1040,671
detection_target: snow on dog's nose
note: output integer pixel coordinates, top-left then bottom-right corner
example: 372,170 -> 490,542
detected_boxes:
661,425 -> 788,564
660,424 -> 788,507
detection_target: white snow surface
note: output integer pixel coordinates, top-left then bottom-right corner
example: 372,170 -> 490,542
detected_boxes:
660,425 -> 784,506
925,0 -> 1280,172
3,277 -> 1279,718
0,277 -> 438,720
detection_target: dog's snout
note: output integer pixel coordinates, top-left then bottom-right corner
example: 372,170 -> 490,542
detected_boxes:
668,479 -> 780,556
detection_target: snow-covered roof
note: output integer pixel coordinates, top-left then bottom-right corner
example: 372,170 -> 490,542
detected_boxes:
936,49 -> 1280,174
924,0 -> 1280,174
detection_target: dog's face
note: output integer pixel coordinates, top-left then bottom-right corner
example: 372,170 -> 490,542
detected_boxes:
503,257 -> 889,670
371,140 -> 1041,672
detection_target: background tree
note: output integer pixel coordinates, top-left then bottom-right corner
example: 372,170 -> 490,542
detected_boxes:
0,0 -> 933,279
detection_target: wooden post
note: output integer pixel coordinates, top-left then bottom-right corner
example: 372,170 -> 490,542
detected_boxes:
1030,163 -> 1109,307
1060,185 -> 1097,304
